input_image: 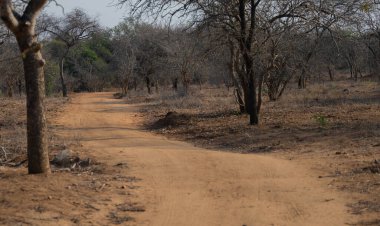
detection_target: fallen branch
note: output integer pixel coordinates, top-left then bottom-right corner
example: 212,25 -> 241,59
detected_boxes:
0,146 -> 8,161
0,159 -> 27,168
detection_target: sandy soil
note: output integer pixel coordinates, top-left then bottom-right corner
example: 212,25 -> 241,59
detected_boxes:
0,92 -> 359,225
139,81 -> 380,225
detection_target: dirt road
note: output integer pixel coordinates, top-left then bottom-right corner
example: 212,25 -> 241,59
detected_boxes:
50,92 -> 354,226
0,92 -> 355,225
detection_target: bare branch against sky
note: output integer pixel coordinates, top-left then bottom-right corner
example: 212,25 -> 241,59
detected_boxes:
45,0 -> 126,28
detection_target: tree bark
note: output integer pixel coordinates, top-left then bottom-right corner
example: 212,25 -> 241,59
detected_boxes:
17,34 -> 50,174
1,0 -> 50,174
59,58 -> 68,97
246,62 -> 259,125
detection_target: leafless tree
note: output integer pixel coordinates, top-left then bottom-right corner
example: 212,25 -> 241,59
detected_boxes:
112,20 -> 137,96
119,0 -> 369,124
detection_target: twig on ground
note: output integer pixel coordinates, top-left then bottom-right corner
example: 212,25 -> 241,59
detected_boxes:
0,146 -> 8,162
0,158 -> 27,167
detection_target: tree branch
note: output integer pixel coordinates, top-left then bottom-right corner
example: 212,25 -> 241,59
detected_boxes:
0,0 -> 20,32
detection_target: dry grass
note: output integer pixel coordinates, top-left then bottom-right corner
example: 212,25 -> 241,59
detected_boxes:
0,96 -> 69,164
130,80 -> 380,224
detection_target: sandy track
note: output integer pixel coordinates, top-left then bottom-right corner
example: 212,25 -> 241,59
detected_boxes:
56,92 -> 353,226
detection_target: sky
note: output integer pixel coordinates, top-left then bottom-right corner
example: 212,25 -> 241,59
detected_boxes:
45,0 -> 127,28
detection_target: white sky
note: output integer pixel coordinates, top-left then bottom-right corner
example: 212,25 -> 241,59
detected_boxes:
45,0 -> 127,28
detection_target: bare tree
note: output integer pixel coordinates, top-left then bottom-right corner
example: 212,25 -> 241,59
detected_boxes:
163,30 -> 205,95
112,19 -> 137,96
0,0 -> 50,174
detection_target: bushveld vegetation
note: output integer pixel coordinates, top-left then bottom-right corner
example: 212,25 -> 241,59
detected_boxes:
0,0 -> 379,172
0,0 -> 379,224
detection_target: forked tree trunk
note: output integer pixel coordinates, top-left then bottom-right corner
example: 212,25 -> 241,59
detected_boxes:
17,33 -> 50,174
1,0 -> 50,174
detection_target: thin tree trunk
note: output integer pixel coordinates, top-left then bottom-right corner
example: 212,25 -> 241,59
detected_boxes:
257,72 -> 264,113
18,78 -> 23,96
172,78 -> 178,91
228,40 -> 245,113
248,75 -> 258,125
328,65 -> 334,81
146,76 -> 151,94
59,58 -> 68,97
133,78 -> 137,91
6,79 -> 13,97
298,68 -> 306,89
182,72 -> 189,95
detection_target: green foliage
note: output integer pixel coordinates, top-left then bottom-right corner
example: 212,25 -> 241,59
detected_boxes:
80,46 -> 98,62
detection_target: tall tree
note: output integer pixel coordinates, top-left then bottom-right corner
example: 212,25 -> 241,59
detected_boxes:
118,0 -> 363,125
0,0 -> 50,174
43,8 -> 99,97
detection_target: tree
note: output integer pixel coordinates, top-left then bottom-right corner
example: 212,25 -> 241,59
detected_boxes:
164,29 -> 204,95
0,0 -> 50,174
119,0 -> 367,124
43,8 -> 99,97
111,19 -> 137,96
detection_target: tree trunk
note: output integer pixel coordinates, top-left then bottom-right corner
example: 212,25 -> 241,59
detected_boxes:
182,72 -> 189,95
121,76 -> 128,96
133,78 -> 137,91
328,65 -> 334,81
244,55 -> 258,125
172,78 -> 178,91
59,58 -> 68,97
155,80 -> 159,93
248,76 -> 258,125
6,79 -> 13,97
18,78 -> 23,96
242,83 -> 250,114
17,34 -> 50,174
145,76 -> 151,94
298,68 -> 306,89
1,0 -> 50,174
257,72 -> 264,113
228,41 -> 245,113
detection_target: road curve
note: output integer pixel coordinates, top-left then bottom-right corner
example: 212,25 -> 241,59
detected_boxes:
59,93 -> 352,226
